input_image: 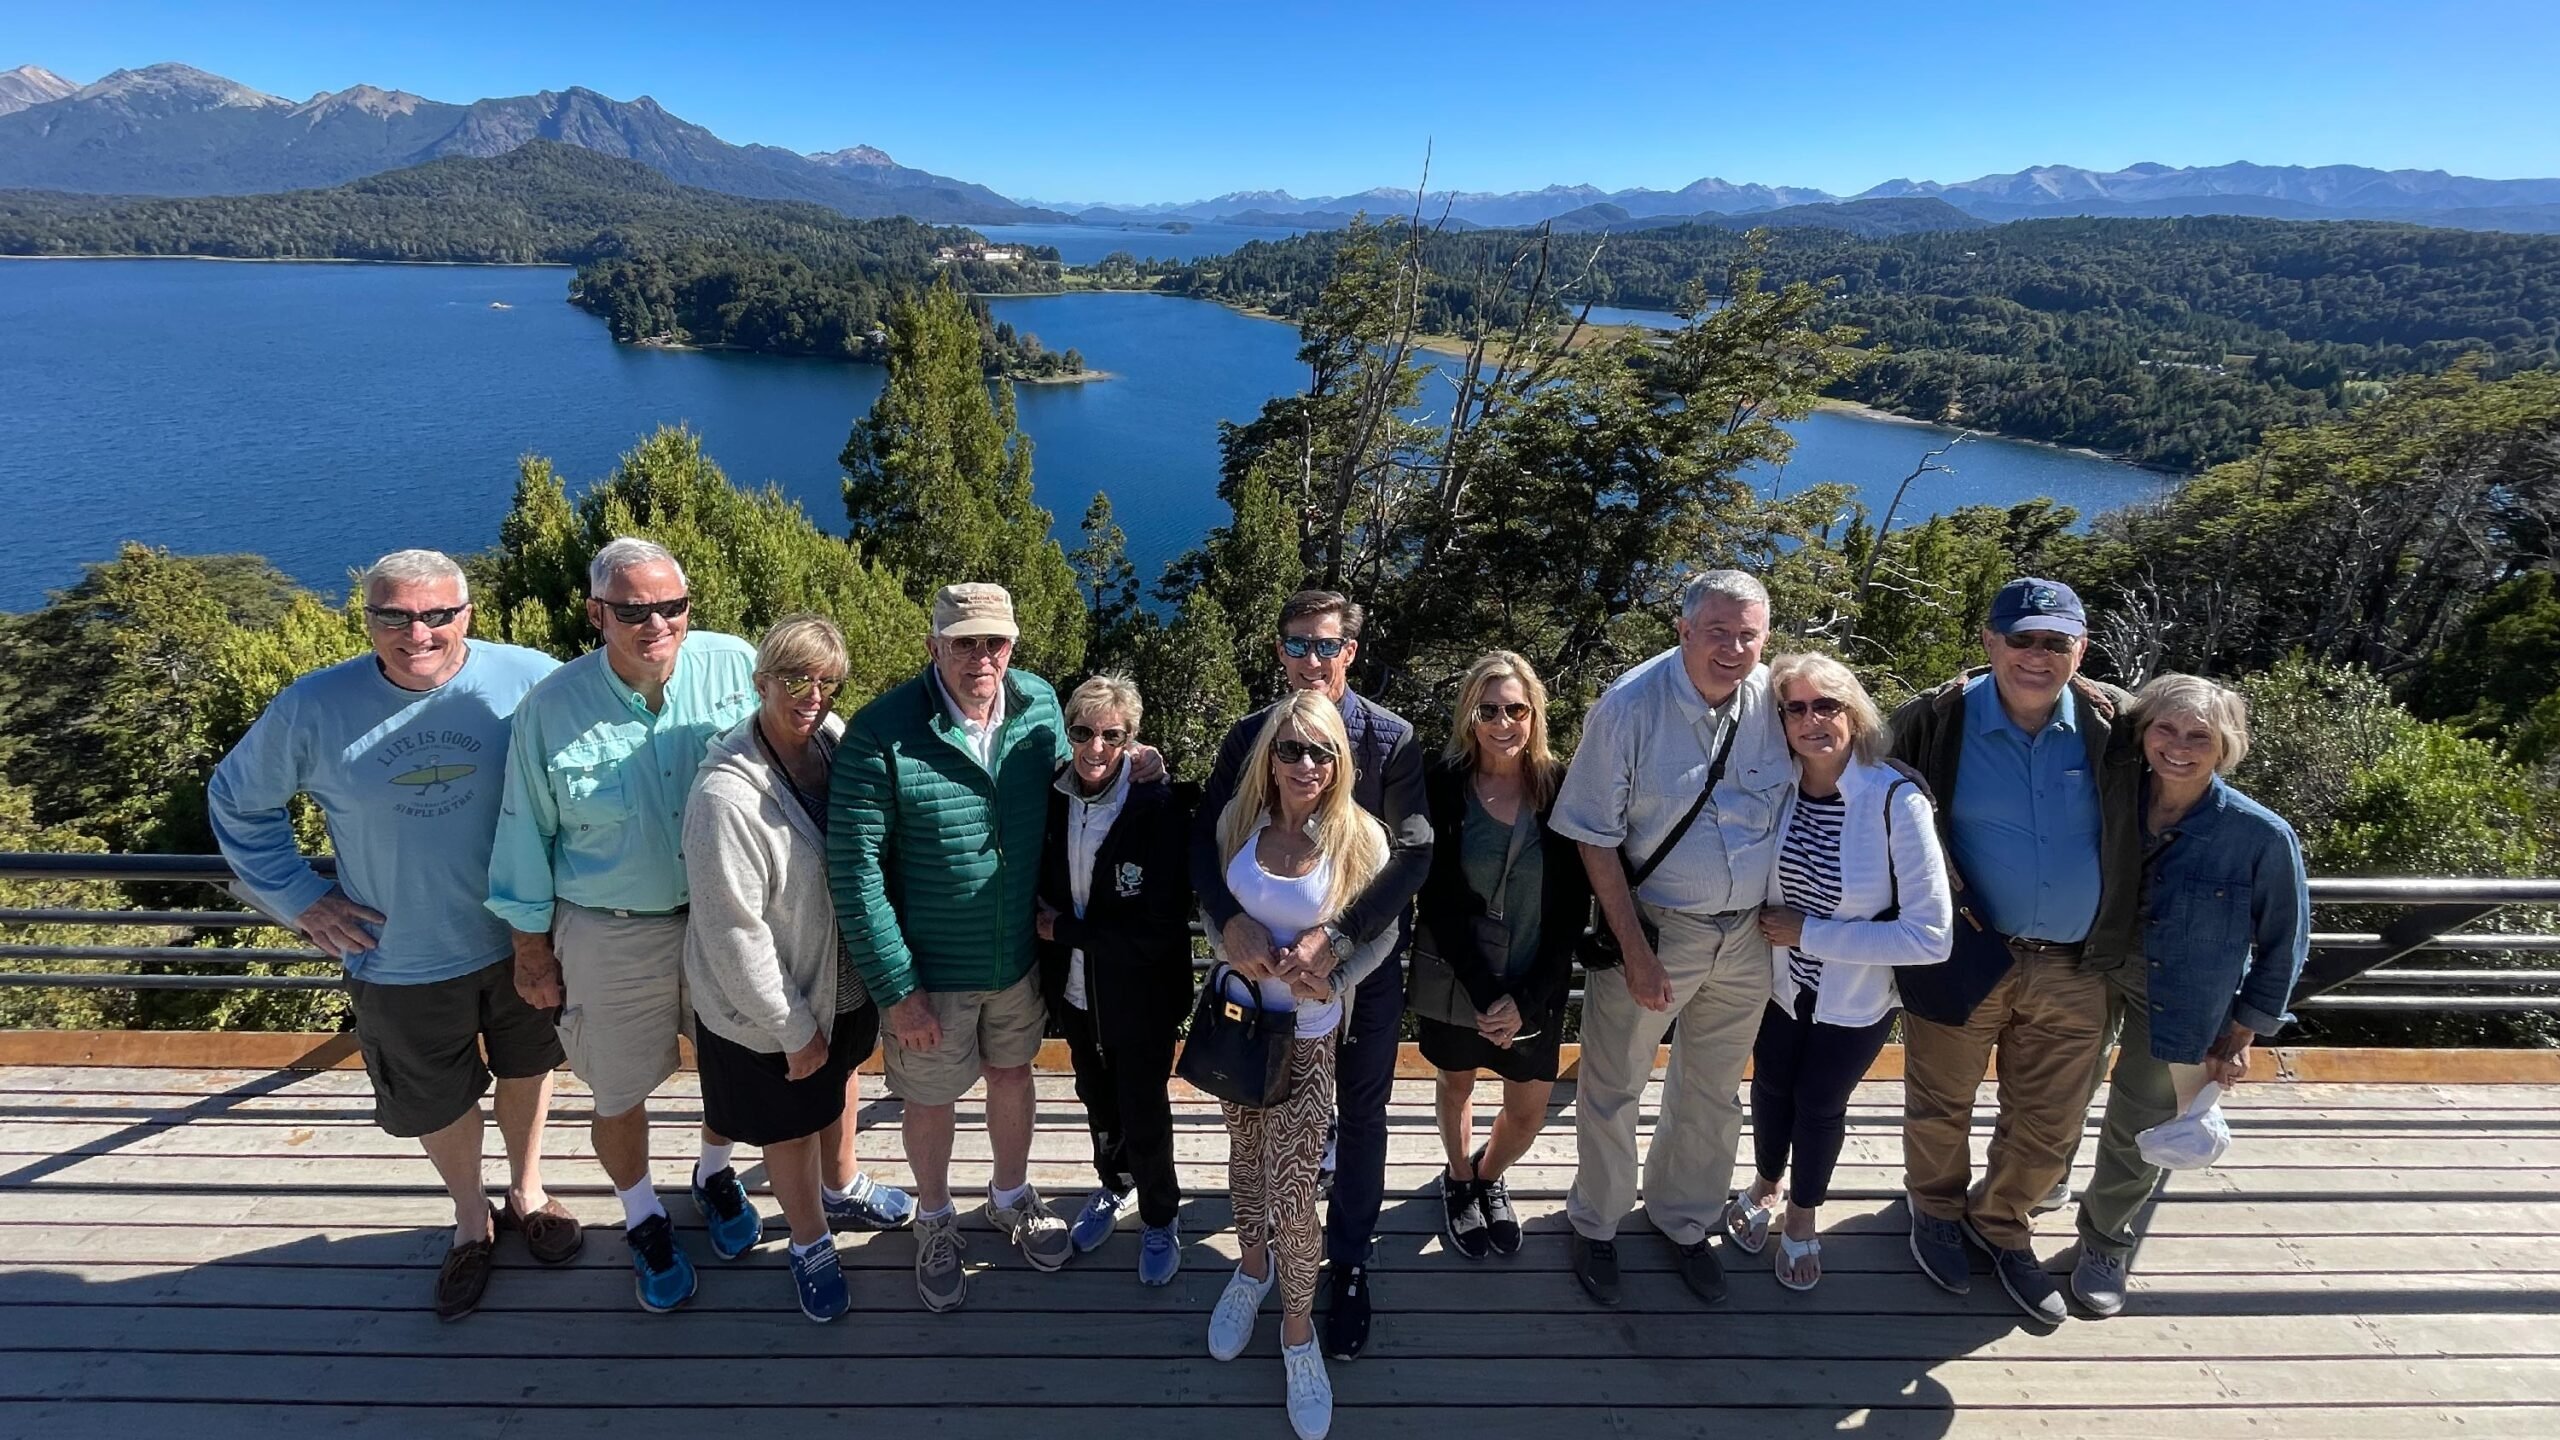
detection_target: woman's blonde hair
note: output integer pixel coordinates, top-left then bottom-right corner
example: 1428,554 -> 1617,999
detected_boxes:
1217,690 -> 1389,923
756,613 -> 848,681
1065,672 -> 1143,736
1766,652 -> 1888,766
1443,649 -> 1562,808
2128,673 -> 2252,775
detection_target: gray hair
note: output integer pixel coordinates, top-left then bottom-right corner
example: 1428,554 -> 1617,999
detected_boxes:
589,536 -> 686,596
2128,673 -> 2253,775
359,549 -> 467,604
1766,652 -> 1889,765
1681,569 -> 1770,619
1065,672 -> 1144,736
755,613 -> 847,681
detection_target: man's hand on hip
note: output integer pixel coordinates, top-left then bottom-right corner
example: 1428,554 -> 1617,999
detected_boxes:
295,887 -> 384,960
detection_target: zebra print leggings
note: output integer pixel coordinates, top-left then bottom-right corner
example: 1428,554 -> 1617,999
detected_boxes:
1222,1031 -> 1339,1316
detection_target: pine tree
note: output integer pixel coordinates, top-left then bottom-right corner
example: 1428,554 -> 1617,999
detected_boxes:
1132,590 -> 1249,783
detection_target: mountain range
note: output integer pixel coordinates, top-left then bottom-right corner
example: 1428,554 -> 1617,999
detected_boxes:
0,62 -> 1057,224
8,62 -> 2560,237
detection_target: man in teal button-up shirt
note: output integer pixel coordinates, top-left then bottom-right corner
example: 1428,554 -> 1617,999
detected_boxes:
486,537 -> 759,1313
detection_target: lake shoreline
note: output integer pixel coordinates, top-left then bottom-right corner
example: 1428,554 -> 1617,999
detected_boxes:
0,252 -> 574,268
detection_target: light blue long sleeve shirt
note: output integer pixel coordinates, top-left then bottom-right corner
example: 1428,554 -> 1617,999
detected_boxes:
485,630 -> 758,932
207,641 -> 560,985
1947,673 -> 2104,943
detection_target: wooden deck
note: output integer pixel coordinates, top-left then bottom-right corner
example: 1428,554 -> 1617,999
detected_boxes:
1,1058 -> 2557,1437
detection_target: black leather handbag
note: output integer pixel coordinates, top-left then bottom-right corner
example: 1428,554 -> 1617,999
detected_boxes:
1176,963 -> 1298,1108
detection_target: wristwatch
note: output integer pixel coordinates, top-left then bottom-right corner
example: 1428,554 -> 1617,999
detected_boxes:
1323,923 -> 1355,974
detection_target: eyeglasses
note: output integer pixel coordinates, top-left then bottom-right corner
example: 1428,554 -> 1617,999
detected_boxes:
1280,634 -> 1350,661
1272,738 -> 1339,767
768,674 -> 846,700
1067,724 -> 1129,745
599,596 -> 691,626
1474,701 -> 1532,724
364,604 -> 466,631
1999,630 -> 2080,656
942,635 -> 1012,658
1781,697 -> 1848,720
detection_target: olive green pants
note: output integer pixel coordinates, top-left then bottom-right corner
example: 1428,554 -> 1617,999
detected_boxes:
2076,963 -> 2183,1261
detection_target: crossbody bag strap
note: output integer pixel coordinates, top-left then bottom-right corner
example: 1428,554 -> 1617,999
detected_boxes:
1622,708 -> 1742,890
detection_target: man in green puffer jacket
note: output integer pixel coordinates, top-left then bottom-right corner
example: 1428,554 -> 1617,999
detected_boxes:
829,583 -> 1076,1311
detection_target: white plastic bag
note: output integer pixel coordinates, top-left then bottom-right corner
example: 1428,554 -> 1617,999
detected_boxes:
2137,1080 -> 2232,1171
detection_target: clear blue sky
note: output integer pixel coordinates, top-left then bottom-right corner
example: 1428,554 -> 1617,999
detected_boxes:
11,0 -> 2559,202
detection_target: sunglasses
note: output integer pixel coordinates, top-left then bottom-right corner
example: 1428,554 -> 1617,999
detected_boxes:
768,674 -> 846,700
1272,738 -> 1339,767
364,604 -> 466,631
599,596 -> 691,626
1474,701 -> 1533,724
1781,697 -> 1848,720
1067,724 -> 1129,745
1999,630 -> 2080,656
1280,634 -> 1350,660
943,635 -> 1013,658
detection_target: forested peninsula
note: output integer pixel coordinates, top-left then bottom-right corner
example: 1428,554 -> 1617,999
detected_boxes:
0,142 -> 1079,372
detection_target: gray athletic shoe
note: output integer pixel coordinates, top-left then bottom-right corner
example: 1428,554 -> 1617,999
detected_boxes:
987,1185 -> 1073,1272
914,1210 -> 970,1312
2070,1245 -> 2128,1318
2031,1180 -> 2075,1216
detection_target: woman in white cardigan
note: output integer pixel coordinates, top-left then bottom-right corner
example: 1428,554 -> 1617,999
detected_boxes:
682,615 -> 880,1324
1725,652 -> 1954,1291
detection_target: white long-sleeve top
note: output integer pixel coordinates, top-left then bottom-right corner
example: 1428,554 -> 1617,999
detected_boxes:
1763,754 -> 1955,1028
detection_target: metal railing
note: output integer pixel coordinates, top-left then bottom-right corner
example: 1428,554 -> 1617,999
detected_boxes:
3,853 -> 2557,1014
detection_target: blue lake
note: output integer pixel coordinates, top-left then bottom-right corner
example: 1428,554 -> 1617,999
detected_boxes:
0,260 -> 2169,611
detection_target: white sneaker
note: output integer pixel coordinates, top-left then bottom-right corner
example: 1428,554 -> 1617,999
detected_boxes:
1207,1262 -> 1274,1361
1283,1337 -> 1333,1439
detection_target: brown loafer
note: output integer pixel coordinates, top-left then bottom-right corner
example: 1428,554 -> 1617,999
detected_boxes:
499,1195 -> 587,1265
435,1219 -> 498,1322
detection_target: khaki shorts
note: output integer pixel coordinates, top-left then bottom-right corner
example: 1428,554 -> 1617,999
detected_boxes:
552,902 -> 688,1118
882,969 -> 1047,1106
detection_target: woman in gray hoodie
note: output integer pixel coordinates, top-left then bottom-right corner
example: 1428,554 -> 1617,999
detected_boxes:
682,614 -> 881,1322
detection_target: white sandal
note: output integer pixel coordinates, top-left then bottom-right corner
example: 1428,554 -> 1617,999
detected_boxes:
1721,1189 -> 1774,1255
1774,1232 -> 1822,1292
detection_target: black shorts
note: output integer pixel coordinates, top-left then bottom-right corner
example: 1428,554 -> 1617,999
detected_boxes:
346,957 -> 563,1139
695,1003 -> 881,1147
1415,1007 -> 1565,1085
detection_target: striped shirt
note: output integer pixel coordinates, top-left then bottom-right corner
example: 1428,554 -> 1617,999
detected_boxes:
1777,790 -> 1847,995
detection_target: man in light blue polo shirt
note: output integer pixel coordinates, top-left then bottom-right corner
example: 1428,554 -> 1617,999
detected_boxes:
209,548 -> 577,1322
1885,578 -> 2141,1325
487,536 -> 761,1313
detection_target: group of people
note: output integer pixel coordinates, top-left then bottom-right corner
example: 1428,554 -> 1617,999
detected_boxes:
208,542 -> 2313,1440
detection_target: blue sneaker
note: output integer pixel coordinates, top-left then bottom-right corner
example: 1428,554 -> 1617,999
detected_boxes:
1138,1222 -> 1182,1286
789,1237 -> 850,1323
1070,1186 -> 1134,1253
825,1172 -> 916,1231
691,1165 -> 764,1260
626,1213 -> 697,1313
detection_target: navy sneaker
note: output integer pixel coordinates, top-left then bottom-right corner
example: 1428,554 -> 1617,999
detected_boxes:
626,1213 -> 698,1313
1964,1218 -> 2067,1326
1071,1185 -> 1134,1253
789,1237 -> 850,1323
1909,1212 -> 1972,1295
691,1165 -> 764,1260
825,1172 -> 917,1231
1138,1222 -> 1182,1286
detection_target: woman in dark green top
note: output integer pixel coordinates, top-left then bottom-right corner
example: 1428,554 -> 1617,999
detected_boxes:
1410,651 -> 1592,1261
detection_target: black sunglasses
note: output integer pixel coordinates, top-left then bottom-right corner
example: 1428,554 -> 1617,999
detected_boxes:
1280,634 -> 1350,660
1067,724 -> 1129,745
1474,701 -> 1532,724
364,604 -> 467,631
1272,738 -> 1339,766
1781,697 -> 1848,720
599,596 -> 692,626
1999,630 -> 2079,656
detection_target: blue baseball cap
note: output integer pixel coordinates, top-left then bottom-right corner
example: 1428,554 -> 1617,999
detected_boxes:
1989,577 -> 2086,637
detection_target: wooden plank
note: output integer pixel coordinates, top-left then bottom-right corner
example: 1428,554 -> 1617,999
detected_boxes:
9,1032 -> 2560,1083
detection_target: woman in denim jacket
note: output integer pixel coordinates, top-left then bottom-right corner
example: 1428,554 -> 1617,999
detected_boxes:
2068,674 -> 2309,1319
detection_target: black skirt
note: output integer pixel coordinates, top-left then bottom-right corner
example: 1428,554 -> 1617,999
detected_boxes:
694,1003 -> 880,1146
1416,1004 -> 1565,1085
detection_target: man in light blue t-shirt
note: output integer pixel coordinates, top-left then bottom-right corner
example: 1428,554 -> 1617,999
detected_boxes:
209,548 -> 579,1322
